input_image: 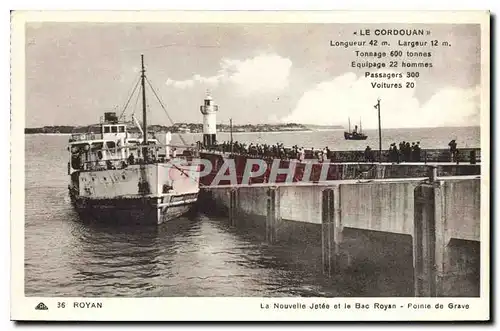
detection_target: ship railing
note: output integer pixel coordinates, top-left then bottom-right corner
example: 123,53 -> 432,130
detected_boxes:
127,132 -> 143,139
78,154 -> 194,172
69,132 -> 96,142
92,143 -> 199,151
109,144 -> 200,157
78,143 -> 199,159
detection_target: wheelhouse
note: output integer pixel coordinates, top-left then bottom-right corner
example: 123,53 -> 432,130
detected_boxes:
67,112 -> 161,174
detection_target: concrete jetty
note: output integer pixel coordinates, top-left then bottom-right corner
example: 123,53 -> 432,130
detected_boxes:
200,147 -> 481,163
198,167 -> 481,297
198,149 -> 480,187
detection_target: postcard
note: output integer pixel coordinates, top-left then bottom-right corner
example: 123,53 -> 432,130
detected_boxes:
11,10 -> 490,321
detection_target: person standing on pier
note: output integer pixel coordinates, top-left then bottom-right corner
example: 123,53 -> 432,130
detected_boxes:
128,152 -> 135,165
404,142 -> 411,162
399,141 -> 405,162
364,145 -> 373,163
299,147 -> 305,163
449,139 -> 458,162
410,142 -> 416,162
412,142 -> 421,162
396,143 -> 401,163
389,143 -> 399,163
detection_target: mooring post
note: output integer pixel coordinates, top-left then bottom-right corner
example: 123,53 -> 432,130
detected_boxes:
333,185 -> 343,269
433,181 -> 446,297
322,185 -> 342,276
414,184 -> 434,296
266,186 -> 280,244
321,188 -> 334,276
229,188 -> 238,226
413,180 -> 446,297
428,165 -> 438,182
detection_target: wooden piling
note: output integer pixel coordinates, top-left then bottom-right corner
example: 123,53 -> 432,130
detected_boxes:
266,186 -> 280,243
414,183 -> 441,296
433,181 -> 446,296
322,185 -> 342,276
229,188 -> 238,226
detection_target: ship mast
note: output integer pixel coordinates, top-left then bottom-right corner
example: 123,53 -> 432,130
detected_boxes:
376,98 -> 382,163
140,54 -> 149,162
230,118 -> 234,155
141,54 -> 148,146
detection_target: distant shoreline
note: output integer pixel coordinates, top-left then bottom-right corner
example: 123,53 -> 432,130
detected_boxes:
24,130 -> 316,135
24,123 -> 334,135
24,125 -> 480,135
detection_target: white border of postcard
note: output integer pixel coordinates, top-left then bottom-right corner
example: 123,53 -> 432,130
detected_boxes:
11,10 -> 490,321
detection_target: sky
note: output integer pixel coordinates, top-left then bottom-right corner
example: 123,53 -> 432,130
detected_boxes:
25,23 -> 481,129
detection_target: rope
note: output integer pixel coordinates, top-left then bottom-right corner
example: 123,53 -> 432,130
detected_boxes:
353,163 -> 377,180
145,76 -> 188,146
131,82 -> 142,117
170,162 -> 208,188
118,75 -> 141,121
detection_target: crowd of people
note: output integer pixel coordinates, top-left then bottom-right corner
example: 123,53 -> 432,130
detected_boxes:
197,140 -> 333,162
386,141 -> 422,163
196,139 -> 463,163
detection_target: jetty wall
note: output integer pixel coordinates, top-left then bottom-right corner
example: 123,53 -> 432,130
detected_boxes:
199,152 -> 480,186
200,176 -> 481,297
200,147 -> 480,163
321,148 -> 480,163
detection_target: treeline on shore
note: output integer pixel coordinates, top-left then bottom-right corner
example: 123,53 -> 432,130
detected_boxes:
25,122 -> 340,134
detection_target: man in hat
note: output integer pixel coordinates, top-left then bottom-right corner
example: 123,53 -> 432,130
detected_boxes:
448,139 -> 458,162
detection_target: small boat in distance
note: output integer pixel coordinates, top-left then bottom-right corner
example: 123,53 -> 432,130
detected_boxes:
344,117 -> 368,140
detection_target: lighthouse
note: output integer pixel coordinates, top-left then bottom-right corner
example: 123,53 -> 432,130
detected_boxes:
200,91 -> 218,147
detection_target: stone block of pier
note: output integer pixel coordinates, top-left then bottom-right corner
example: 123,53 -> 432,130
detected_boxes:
414,179 -> 480,297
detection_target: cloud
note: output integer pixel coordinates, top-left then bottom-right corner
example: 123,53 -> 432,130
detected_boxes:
166,78 -> 195,89
165,54 -> 292,96
281,71 -> 480,128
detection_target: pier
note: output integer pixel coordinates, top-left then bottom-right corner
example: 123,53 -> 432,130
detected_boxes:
198,148 -> 480,186
197,160 -> 481,297
191,92 -> 481,297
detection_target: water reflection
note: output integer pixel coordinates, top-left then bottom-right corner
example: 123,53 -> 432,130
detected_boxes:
66,215 -> 201,296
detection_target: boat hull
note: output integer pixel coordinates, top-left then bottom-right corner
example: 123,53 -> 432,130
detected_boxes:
68,162 -> 200,225
69,190 -> 198,225
344,132 -> 368,140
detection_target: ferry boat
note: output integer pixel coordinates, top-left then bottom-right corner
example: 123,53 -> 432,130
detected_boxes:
67,55 -> 200,225
344,117 -> 368,140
